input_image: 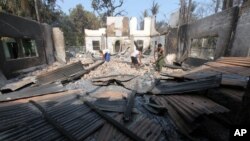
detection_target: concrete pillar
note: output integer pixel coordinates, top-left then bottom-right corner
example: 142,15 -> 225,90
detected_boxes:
52,27 -> 66,63
42,23 -> 55,65
0,70 -> 6,88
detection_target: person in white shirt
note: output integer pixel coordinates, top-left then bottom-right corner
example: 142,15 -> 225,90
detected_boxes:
131,42 -> 142,69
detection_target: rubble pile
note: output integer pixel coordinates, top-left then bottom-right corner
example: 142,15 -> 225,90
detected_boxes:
69,53 -> 95,65
26,62 -> 63,77
84,60 -> 150,79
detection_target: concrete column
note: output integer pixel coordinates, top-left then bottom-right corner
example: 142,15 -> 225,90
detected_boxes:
0,70 -> 6,88
52,27 -> 66,63
42,23 -> 55,65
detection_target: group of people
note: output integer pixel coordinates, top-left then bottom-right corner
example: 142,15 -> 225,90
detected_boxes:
130,42 -> 164,72
99,41 -> 165,72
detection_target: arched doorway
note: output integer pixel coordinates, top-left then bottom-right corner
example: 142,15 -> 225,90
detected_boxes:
114,40 -> 121,53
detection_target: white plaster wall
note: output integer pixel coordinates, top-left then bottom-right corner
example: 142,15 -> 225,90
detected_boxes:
107,36 -> 130,53
107,17 -> 124,37
130,17 -> 151,36
85,28 -> 106,36
85,36 -> 102,54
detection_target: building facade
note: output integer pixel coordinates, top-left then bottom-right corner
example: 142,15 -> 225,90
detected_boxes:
85,16 -> 163,54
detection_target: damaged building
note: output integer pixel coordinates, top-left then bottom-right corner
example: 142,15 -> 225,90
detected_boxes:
0,12 -> 67,79
0,3 -> 250,141
85,16 -> 162,54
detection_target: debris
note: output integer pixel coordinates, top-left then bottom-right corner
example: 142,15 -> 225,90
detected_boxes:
151,95 -> 230,135
216,57 -> 250,67
206,61 -> 250,76
36,61 -> 85,85
151,75 -> 221,95
92,74 -> 137,86
0,83 -> 65,102
90,91 -> 127,100
84,60 -> 148,79
81,97 -> 144,141
123,81 -> 137,121
121,72 -> 155,94
1,76 -> 35,91
29,100 -> 78,141
94,99 -> 138,113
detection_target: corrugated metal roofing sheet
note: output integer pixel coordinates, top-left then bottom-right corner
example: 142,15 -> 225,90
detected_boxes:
36,61 -> 85,85
151,95 -> 230,134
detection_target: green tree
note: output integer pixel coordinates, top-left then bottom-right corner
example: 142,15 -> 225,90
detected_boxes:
150,0 -> 160,16
0,0 -> 61,23
69,4 -> 101,46
140,9 -> 149,30
91,0 -> 126,23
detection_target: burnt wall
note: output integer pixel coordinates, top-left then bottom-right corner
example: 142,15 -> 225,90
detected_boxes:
178,7 -> 238,60
0,12 -> 53,78
165,28 -> 178,55
230,7 -> 250,57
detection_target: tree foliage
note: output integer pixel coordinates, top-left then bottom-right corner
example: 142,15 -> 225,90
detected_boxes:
91,0 -> 126,23
150,0 -> 160,16
68,4 -> 101,46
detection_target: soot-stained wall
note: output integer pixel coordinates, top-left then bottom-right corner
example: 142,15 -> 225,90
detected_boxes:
177,7 -> 238,60
231,7 -> 250,57
0,12 -> 54,78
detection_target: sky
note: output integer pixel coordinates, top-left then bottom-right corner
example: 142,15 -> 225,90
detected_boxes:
57,0 -> 212,22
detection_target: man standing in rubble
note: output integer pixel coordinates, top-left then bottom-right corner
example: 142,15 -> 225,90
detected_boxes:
99,48 -> 110,62
155,43 -> 164,72
131,42 -> 142,69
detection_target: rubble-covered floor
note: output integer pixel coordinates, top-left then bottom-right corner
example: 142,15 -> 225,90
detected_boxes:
0,53 -> 249,141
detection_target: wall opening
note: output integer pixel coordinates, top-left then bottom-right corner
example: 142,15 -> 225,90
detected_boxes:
136,40 -> 144,49
114,40 -> 120,53
92,40 -> 100,50
1,37 -> 38,60
190,36 -> 218,60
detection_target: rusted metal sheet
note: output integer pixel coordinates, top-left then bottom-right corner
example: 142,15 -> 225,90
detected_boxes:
1,77 -> 35,91
94,99 -> 138,113
123,81 -> 138,121
0,96 -> 105,141
82,98 -> 144,141
151,76 -> 221,95
183,71 -> 248,88
36,61 -> 85,85
97,116 -> 162,141
219,88 -> 244,102
30,100 -> 78,141
0,90 -> 166,141
206,62 -> 250,76
216,57 -> 250,67
151,95 -> 229,135
0,83 -> 65,102
115,116 -> 162,141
